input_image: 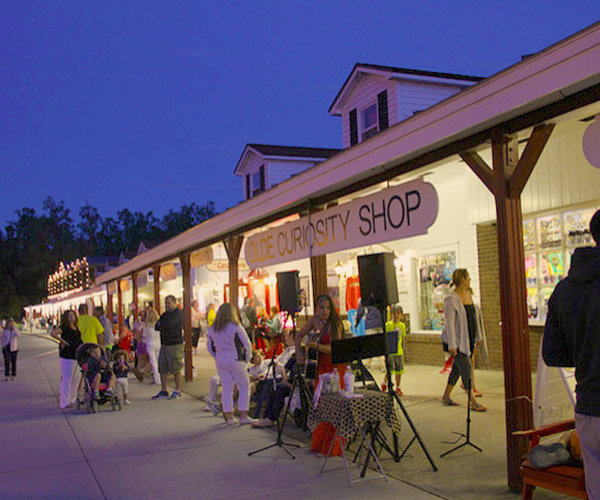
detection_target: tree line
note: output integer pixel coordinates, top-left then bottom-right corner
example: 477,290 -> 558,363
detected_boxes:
0,196 -> 217,318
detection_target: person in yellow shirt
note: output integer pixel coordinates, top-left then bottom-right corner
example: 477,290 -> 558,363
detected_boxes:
206,303 -> 216,328
77,304 -> 105,345
385,304 -> 407,396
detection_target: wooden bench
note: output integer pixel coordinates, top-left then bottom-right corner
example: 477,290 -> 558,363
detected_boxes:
514,419 -> 587,499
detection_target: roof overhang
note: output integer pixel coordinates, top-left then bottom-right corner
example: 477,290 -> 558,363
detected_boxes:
96,21 -> 600,286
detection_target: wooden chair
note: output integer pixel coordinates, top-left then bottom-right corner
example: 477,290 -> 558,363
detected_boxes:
514,419 -> 587,499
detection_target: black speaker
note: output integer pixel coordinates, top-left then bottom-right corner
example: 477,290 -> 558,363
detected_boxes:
276,271 -> 301,313
357,252 -> 398,307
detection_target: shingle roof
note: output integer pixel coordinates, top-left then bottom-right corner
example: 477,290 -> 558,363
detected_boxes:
247,144 -> 340,159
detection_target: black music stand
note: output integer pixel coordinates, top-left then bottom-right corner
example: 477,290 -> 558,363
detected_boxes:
248,311 -> 305,459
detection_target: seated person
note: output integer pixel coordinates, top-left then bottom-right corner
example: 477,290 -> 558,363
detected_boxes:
86,345 -> 116,400
205,352 -> 270,415
252,355 -> 297,427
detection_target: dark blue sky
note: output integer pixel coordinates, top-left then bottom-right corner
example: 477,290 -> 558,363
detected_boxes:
1,2 -> 598,228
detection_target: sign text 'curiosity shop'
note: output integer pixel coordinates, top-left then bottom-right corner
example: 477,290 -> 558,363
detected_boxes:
244,179 -> 439,269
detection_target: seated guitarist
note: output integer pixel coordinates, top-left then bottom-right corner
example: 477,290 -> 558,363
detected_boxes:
294,294 -> 346,456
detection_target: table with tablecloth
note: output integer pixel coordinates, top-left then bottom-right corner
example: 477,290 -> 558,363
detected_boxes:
308,389 -> 402,485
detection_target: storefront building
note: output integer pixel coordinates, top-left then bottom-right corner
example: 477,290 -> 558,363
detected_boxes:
30,22 -> 600,489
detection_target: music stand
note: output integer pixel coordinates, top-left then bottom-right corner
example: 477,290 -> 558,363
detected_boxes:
248,311 -> 305,459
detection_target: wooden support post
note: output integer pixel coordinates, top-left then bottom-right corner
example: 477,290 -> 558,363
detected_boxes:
117,282 -> 123,331
310,255 -> 328,299
153,264 -> 161,315
180,253 -> 193,382
460,124 -> 554,490
106,291 -> 113,323
224,236 -> 244,310
132,272 -> 139,322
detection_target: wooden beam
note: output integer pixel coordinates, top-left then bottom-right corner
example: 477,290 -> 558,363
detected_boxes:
131,272 -> 139,322
117,283 -> 123,331
459,150 -> 495,194
492,135 -> 534,491
224,236 -> 244,310
180,253 -> 193,382
153,264 -> 161,315
509,123 -> 555,198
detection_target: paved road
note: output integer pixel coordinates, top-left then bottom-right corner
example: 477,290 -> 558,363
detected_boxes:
0,335 -> 442,500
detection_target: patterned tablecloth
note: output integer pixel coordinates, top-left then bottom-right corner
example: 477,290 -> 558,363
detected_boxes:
308,390 -> 402,440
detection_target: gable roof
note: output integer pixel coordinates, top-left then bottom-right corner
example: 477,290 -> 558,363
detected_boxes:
234,143 -> 340,175
329,63 -> 484,116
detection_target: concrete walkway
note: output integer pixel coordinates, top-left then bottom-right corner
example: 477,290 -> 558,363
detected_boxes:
0,335 -> 442,500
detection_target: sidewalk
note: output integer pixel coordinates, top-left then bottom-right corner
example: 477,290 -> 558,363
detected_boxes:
0,336 -> 441,500
184,342 -> 570,500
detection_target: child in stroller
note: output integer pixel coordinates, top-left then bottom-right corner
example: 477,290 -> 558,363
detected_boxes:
76,343 -> 121,412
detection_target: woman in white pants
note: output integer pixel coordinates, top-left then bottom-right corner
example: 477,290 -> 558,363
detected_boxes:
207,303 -> 253,425
51,310 -> 83,409
142,306 -> 161,385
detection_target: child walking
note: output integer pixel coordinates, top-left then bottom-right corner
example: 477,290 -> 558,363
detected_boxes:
112,350 -> 139,404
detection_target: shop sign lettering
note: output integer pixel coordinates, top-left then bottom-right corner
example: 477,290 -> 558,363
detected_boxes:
244,179 -> 438,269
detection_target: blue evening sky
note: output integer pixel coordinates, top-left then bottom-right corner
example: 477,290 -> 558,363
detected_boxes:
1,1 -> 598,228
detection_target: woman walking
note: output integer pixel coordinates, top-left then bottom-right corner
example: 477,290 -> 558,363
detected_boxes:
51,310 -> 83,408
141,305 -> 161,385
440,269 -> 486,412
207,303 -> 254,425
2,318 -> 20,380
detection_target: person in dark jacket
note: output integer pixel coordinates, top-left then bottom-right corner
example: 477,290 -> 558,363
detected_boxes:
152,295 -> 184,400
543,209 -> 600,498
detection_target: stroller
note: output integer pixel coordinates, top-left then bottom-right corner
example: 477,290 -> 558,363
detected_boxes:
75,343 -> 122,413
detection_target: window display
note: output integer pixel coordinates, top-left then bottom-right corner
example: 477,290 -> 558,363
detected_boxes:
524,205 -> 598,322
416,252 -> 455,331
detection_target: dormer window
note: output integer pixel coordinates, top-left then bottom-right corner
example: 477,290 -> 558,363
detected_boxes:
361,103 -> 379,141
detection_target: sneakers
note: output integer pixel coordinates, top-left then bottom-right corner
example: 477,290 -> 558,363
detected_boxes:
168,390 -> 182,400
105,388 -> 114,396
238,416 -> 257,425
93,390 -> 101,400
530,442 -> 570,468
381,383 -> 387,392
124,399 -> 131,405
252,418 -> 276,428
205,399 -> 221,416
225,419 -> 236,426
396,388 -> 403,396
151,390 -> 169,400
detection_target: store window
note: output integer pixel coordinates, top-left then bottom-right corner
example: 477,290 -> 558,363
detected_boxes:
525,205 -> 598,322
416,252 -> 456,331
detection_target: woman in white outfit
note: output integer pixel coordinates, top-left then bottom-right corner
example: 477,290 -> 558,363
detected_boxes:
142,306 -> 161,385
51,310 -> 83,408
207,303 -> 253,425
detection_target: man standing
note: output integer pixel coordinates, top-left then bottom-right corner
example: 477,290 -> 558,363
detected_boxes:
94,306 -> 114,357
152,295 -> 184,400
240,297 -> 258,345
543,209 -> 600,498
78,304 -> 104,345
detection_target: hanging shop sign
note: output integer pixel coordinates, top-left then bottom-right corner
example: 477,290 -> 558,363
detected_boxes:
136,271 -> 149,288
107,282 -> 117,295
190,247 -> 214,268
244,179 -> 438,269
206,259 -> 250,272
119,279 -> 130,292
160,263 -> 177,281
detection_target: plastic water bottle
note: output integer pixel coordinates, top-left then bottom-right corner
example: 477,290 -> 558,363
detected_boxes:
331,370 -> 341,393
344,365 -> 355,393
